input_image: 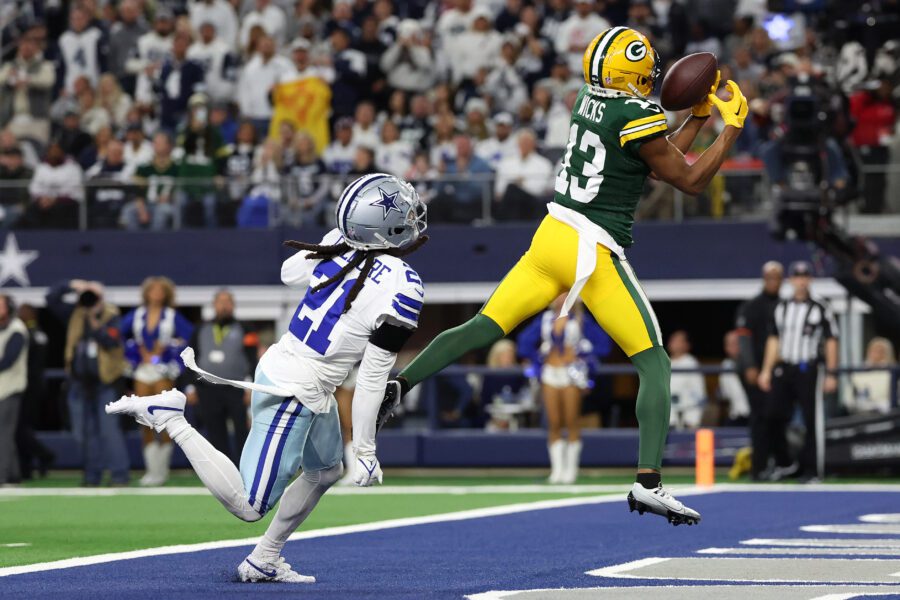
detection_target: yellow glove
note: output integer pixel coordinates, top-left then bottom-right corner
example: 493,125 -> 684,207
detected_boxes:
691,70 -> 721,118
708,79 -> 749,128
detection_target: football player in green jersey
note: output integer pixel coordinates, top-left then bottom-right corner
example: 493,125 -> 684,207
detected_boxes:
379,27 -> 748,526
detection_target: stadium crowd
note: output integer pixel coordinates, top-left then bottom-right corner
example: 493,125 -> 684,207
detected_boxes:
1,0 -> 900,229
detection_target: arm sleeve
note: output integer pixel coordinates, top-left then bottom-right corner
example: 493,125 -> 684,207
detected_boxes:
351,343 -> 398,457
0,332 -> 26,370
174,312 -> 194,341
45,280 -> 76,323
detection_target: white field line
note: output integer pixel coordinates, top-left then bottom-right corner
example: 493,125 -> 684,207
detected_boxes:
4,481 -> 900,498
698,547 -> 900,557
743,539 -> 900,549
0,544 -> 30,548
0,484 -> 631,497
467,585 -> 900,600
0,489 -> 715,578
861,514 -> 900,523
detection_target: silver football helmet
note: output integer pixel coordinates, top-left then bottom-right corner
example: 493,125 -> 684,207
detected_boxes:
336,173 -> 427,251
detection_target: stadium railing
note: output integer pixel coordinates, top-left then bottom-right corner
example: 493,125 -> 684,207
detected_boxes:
0,163 -> 777,230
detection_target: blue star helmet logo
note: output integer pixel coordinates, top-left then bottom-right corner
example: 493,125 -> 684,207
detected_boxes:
373,187 -> 402,218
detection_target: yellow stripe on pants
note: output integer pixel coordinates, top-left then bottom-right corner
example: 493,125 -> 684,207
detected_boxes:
481,215 -> 657,357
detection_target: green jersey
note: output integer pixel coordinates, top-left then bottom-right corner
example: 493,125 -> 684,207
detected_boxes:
553,86 -> 668,247
135,161 -> 178,204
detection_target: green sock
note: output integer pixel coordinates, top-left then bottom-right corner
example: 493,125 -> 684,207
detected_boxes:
631,345 -> 672,471
399,314 -> 504,389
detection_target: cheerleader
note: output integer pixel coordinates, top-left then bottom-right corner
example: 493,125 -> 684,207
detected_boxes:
121,277 -> 193,485
518,296 -> 610,484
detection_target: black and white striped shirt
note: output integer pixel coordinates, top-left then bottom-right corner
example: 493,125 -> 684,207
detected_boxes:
771,297 -> 839,365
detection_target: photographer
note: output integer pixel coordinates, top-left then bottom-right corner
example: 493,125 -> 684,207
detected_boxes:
0,295 -> 27,485
46,280 -> 130,486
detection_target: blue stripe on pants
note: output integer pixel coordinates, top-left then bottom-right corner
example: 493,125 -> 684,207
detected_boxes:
247,398 -> 291,509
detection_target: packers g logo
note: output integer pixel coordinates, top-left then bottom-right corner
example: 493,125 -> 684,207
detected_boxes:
625,40 -> 647,62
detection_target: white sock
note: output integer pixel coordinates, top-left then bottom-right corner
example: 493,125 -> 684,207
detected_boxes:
142,441 -> 160,484
563,440 -> 582,484
158,442 -> 173,483
343,442 -> 355,478
252,464 -> 342,561
165,416 -> 261,522
548,440 -> 566,483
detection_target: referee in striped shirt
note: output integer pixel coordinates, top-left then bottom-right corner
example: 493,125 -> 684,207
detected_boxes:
759,261 -> 839,480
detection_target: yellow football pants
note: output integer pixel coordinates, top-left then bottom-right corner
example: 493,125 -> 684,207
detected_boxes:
481,215 -> 663,357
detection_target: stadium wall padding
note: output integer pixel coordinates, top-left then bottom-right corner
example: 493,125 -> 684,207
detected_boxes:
10,222 -> 900,286
35,428 -> 748,469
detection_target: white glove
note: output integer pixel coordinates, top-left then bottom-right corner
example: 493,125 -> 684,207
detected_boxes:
353,454 -> 383,487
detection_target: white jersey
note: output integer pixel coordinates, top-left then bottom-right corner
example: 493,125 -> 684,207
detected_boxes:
187,39 -> 236,102
58,27 -> 105,93
258,229 -> 424,413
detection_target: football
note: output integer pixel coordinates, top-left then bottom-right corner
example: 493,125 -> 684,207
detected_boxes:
659,52 -> 719,111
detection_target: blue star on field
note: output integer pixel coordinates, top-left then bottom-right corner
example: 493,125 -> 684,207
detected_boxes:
373,188 -> 401,218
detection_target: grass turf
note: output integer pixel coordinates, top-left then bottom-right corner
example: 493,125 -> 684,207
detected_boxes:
0,489 -> 606,568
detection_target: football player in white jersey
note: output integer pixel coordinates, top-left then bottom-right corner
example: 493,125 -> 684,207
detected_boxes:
107,173 -> 427,583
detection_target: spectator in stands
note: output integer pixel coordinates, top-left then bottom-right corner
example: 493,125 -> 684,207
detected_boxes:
719,330 -> 750,424
236,34 -> 293,138
323,117 -> 356,175
189,0 -> 239,51
555,0 -> 609,74
0,294 -> 27,486
53,110 -> 92,164
0,145 -> 33,229
354,15 -> 387,103
125,132 -> 178,230
448,8 -> 503,86
121,277 -> 193,486
58,4 -> 108,95
476,112 -> 516,171
0,129 -> 39,170
494,129 -> 553,221
282,38 -> 334,83
130,7 -> 175,107
188,22 -> 238,103
107,0 -> 147,96
0,27 -> 56,144
484,36 -> 529,114
844,337 -> 897,415
154,30 -> 206,131
85,138 -> 134,228
376,120 -> 413,176
77,83 -> 111,135
123,123 -> 153,171
223,120 -> 257,205
239,0 -> 286,49
14,303 -> 54,481
76,124 -> 113,171
185,289 -> 253,464
685,19 -> 723,57
52,280 -> 130,486
398,93 -> 432,149
176,93 -> 228,227
283,132 -> 329,225
380,19 -> 434,94
329,26 -> 368,120
433,134 -> 492,223
22,142 -> 84,229
97,74 -> 133,131
849,74 -> 896,213
353,101 -> 380,151
668,330 -> 706,430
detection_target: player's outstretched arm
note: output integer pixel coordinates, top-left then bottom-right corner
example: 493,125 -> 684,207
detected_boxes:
639,80 -> 747,196
666,70 -> 720,154
350,342 -> 398,486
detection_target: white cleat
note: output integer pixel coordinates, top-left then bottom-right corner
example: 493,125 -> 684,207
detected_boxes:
627,482 -> 701,526
237,556 -> 316,583
105,389 -> 186,432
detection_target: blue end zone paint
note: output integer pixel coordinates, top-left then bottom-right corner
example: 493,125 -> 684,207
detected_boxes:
4,491 -> 900,599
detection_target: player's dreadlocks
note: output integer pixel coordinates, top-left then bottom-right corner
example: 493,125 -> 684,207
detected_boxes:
283,236 -> 429,314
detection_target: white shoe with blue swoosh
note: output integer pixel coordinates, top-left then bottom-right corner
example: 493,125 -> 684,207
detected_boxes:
237,556 -> 316,583
104,389 -> 186,432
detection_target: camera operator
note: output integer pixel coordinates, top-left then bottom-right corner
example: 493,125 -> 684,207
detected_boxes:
46,280 -> 130,486
762,74 -> 850,242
